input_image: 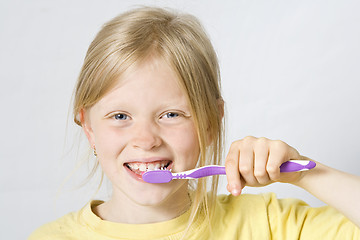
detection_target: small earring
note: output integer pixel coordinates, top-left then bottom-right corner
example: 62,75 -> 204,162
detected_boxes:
93,146 -> 97,157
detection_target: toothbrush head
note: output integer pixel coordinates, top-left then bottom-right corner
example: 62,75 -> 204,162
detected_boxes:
142,170 -> 173,183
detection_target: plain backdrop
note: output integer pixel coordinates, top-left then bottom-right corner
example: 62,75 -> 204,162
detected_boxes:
1,0 -> 359,239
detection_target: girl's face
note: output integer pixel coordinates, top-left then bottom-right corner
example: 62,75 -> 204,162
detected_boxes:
81,57 -> 200,208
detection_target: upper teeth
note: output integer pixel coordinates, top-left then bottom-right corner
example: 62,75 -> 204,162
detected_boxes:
127,162 -> 170,172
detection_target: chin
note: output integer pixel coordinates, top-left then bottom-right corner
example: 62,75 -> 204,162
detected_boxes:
119,180 -> 188,207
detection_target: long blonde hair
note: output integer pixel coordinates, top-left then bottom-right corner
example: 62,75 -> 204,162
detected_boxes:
73,6 -> 224,236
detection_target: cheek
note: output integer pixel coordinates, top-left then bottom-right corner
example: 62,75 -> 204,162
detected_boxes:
168,125 -> 200,166
93,128 -> 128,180
93,126 -> 126,159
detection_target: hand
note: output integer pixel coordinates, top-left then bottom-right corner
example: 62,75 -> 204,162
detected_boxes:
225,136 -> 304,196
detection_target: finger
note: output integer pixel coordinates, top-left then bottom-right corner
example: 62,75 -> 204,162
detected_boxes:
266,140 -> 290,181
225,143 -> 242,195
238,146 -> 257,186
226,176 -> 246,195
253,140 -> 271,185
266,153 -> 282,181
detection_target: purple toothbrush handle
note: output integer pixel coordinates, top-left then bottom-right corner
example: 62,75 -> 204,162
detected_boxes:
279,160 -> 316,172
142,160 -> 316,183
183,166 -> 226,179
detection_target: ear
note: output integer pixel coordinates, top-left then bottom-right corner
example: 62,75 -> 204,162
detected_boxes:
79,108 -> 96,148
217,98 -> 225,120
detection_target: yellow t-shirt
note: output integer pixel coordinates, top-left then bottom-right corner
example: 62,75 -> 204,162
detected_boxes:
29,193 -> 359,239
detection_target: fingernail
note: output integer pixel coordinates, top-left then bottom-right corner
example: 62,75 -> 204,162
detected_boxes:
231,188 -> 241,196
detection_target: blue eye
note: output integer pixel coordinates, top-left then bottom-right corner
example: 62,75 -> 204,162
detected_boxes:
114,113 -> 128,120
164,112 -> 179,118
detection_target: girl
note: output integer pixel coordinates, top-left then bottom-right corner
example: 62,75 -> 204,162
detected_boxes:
29,7 -> 360,239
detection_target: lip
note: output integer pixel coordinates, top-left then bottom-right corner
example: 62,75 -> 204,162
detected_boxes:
125,165 -> 146,182
124,157 -> 171,164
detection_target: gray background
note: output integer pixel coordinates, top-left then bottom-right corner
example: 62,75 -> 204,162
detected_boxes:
1,0 -> 359,239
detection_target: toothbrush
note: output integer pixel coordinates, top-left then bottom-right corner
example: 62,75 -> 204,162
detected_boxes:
142,160 -> 316,183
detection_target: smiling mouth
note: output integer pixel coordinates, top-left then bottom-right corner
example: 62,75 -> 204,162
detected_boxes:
124,160 -> 172,176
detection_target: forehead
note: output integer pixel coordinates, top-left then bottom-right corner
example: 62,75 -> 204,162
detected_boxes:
94,57 -> 190,109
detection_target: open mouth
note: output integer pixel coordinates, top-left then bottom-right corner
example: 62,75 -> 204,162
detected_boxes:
124,160 -> 172,176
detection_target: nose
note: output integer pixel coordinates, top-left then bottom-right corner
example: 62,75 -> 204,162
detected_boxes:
131,120 -> 162,150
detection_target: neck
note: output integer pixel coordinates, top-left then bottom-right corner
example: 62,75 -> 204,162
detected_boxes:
93,185 -> 192,224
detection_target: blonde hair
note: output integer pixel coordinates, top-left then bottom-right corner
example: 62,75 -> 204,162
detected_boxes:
73,6 -> 224,236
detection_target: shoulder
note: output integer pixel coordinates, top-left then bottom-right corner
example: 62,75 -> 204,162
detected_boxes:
28,211 -> 83,240
214,192 -> 317,228
216,192 -> 310,210
211,193 -> 274,238
28,200 -> 104,240
216,192 -> 274,210
215,192 -> 318,222
217,193 -> 360,239
215,192 -> 277,221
